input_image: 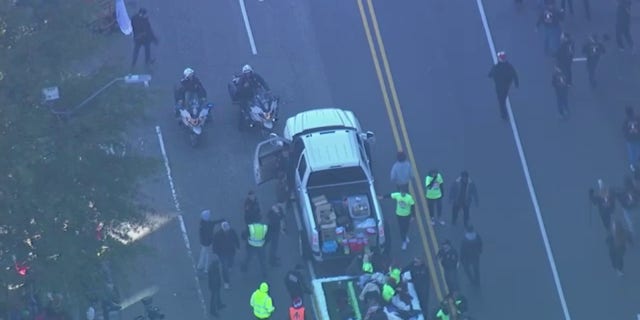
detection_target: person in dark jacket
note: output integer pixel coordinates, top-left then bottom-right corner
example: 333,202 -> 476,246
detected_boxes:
589,182 -> 616,231
582,34 -> 605,88
212,221 -> 240,289
437,240 -> 459,292
488,51 -> 519,120
197,210 -> 224,272
616,0 -> 633,51
536,3 -> 564,55
551,65 -> 570,119
266,204 -> 285,266
174,68 -> 207,108
130,8 -> 157,69
207,256 -> 226,317
402,258 -> 430,315
460,225 -> 483,287
623,106 -> 640,165
449,171 -> 479,227
555,32 -> 575,85
616,177 -> 637,239
244,190 -> 261,225
284,264 -> 311,301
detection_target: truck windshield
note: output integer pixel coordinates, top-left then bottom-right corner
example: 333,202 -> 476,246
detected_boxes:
308,166 -> 368,187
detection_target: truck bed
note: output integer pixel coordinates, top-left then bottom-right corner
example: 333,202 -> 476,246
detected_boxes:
307,181 -> 380,257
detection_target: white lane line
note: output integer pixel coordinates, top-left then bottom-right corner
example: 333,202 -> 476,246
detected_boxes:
238,0 -> 258,55
474,1 -> 572,319
155,126 -> 208,319
637,314 -> 640,320
573,57 -> 587,62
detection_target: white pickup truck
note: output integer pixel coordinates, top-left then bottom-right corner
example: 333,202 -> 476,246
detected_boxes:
253,108 -> 388,262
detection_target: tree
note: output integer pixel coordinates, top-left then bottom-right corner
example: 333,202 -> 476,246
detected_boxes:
0,0 -> 158,315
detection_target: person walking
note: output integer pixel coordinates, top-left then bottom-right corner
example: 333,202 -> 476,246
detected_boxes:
623,106 -> 640,165
240,218 -> 269,278
552,65 -> 570,119
266,204 -> 285,267
379,186 -> 415,250
460,225 -> 483,287
402,257 -> 430,314
130,8 -> 157,69
437,240 -> 459,292
276,171 -> 290,213
616,0 -> 633,51
589,180 -> 616,231
245,190 -> 262,225
197,210 -> 224,273
556,32 -> 575,85
250,282 -> 275,319
560,0 -> 573,15
616,177 -> 638,238
449,171 -> 479,227
488,51 -> 519,120
284,264 -> 311,301
390,151 -> 413,191
536,3 -> 564,55
607,216 -> 633,276
207,256 -> 226,317
582,34 -> 605,88
212,221 -> 240,289
425,170 -> 445,226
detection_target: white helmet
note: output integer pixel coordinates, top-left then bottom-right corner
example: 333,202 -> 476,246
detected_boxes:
242,64 -> 253,74
183,67 -> 195,78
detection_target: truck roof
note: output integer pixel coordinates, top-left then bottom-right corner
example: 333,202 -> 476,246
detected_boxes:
284,108 -> 361,140
301,130 -> 361,171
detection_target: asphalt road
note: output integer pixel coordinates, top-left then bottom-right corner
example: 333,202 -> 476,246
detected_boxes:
112,0 -> 640,319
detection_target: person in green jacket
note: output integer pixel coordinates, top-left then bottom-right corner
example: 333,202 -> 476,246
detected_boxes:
425,169 -> 444,226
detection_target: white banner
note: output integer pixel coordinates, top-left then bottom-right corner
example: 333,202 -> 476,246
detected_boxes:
115,0 -> 132,35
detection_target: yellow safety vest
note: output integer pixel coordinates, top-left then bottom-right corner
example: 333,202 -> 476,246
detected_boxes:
248,224 -> 268,247
425,173 -> 444,199
250,290 -> 275,319
382,284 -> 395,302
390,192 -> 415,216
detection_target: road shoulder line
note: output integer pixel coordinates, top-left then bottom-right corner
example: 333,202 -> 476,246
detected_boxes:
155,125 -> 208,319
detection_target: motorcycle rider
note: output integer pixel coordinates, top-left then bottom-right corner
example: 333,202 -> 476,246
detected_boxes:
174,67 -> 208,117
233,65 -> 270,124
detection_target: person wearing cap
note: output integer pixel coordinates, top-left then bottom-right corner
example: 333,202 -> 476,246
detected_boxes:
488,51 -> 519,120
288,297 -> 305,320
250,282 -> 275,319
212,221 -> 240,289
437,240 -> 459,292
449,171 -> 479,227
378,186 -> 415,250
284,264 -> 311,301
130,8 -> 157,69
390,151 -> 413,191
197,210 -> 225,273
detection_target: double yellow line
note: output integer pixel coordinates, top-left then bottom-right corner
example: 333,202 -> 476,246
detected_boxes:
357,0 -> 447,301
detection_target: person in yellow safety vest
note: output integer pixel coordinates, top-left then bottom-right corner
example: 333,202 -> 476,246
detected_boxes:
388,267 -> 401,286
379,186 -> 415,250
288,297 -> 305,320
241,220 -> 269,278
250,282 -> 275,319
381,282 -> 396,302
425,169 -> 445,226
435,291 -> 467,320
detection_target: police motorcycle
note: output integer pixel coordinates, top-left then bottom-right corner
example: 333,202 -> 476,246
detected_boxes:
174,91 -> 214,147
227,75 -> 279,133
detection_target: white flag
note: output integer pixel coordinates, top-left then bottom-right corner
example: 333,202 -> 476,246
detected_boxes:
115,0 -> 132,35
